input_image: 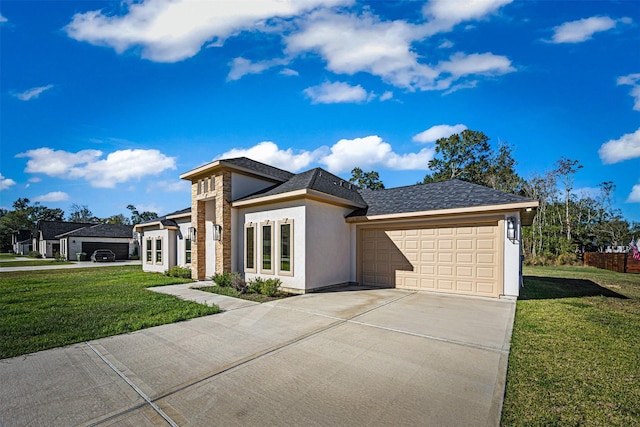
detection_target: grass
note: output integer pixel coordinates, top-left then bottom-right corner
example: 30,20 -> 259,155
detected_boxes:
199,285 -> 293,303
502,266 -> 640,426
0,253 -> 17,259
0,260 -> 74,267
0,265 -> 220,359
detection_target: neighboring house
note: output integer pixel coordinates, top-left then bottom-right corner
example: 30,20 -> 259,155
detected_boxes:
134,208 -> 192,273
11,230 -> 33,255
135,157 -> 538,299
33,221 -> 92,258
56,223 -> 136,261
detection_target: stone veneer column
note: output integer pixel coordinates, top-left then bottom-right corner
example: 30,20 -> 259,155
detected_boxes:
215,170 -> 232,273
191,182 -> 207,280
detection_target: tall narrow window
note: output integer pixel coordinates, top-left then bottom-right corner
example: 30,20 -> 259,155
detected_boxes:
245,224 -> 256,273
261,222 -> 273,274
155,238 -> 162,263
278,220 -> 293,275
185,238 -> 192,264
146,238 -> 153,262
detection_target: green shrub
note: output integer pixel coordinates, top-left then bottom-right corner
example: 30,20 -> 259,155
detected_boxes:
165,266 -> 193,279
212,272 -> 233,287
27,251 -> 42,259
556,252 -> 578,266
54,252 -> 66,262
260,278 -> 281,297
247,277 -> 264,294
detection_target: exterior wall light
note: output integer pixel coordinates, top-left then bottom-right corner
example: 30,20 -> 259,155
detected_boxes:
213,224 -> 222,241
188,226 -> 197,243
507,217 -> 517,243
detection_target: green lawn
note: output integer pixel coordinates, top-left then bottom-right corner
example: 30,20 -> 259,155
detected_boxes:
0,266 -> 220,359
502,266 -> 640,426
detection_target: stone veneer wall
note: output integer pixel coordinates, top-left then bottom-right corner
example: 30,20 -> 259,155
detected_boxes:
215,171 -> 232,274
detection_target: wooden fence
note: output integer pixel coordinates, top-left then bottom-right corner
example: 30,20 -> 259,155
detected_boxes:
584,252 -> 640,274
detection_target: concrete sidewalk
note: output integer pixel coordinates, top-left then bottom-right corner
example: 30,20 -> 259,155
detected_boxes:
148,282 -> 261,311
0,288 -> 515,426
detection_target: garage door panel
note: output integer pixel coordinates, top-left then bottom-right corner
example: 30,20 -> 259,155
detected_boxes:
361,223 -> 500,297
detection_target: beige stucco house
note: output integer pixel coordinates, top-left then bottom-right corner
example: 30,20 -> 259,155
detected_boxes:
135,157 -> 538,298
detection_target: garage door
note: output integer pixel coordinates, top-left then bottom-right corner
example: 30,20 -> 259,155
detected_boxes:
82,242 -> 129,260
360,224 -> 501,297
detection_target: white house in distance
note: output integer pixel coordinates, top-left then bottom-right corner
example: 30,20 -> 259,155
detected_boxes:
134,157 -> 538,298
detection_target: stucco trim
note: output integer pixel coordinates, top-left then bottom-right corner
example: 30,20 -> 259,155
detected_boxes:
232,189 -> 366,209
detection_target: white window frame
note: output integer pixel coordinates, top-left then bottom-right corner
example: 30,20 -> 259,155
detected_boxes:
155,237 -> 163,264
244,223 -> 257,273
146,238 -> 153,263
260,221 -> 274,275
277,219 -> 294,276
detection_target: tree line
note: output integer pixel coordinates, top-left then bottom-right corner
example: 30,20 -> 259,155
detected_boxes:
0,199 -> 157,251
350,129 -> 639,263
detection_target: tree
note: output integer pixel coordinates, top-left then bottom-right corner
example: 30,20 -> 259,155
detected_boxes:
103,214 -> 131,225
127,204 -> 158,225
554,157 -> 582,241
422,130 -> 523,192
0,198 -> 65,251
67,204 -> 98,223
423,130 -> 491,184
349,167 -> 385,190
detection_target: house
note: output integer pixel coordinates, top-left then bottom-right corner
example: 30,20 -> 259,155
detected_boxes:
56,223 -> 137,261
134,157 -> 538,298
11,230 -> 33,255
29,221 -> 136,260
33,221 -> 93,258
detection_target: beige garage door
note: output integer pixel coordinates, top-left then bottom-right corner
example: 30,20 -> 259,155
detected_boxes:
360,224 -> 501,297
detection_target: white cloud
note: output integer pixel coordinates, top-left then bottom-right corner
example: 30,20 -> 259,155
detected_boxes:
379,91 -> 393,101
0,173 -> 16,190
286,11 -> 438,90
439,39 -> 454,49
412,124 -> 467,143
320,135 -> 433,173
598,128 -> 640,164
280,68 -> 299,76
0,14 -> 7,23
303,81 -> 372,104
617,73 -> 640,111
227,57 -> 288,81
627,184 -> 640,203
549,16 -> 628,44
64,0 -> 350,63
218,141 -> 316,172
17,147 -> 176,188
13,84 -> 54,101
438,52 -> 515,78
33,191 -> 70,203
422,0 -> 512,33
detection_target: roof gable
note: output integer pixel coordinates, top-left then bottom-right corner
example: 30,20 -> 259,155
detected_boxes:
57,223 -> 134,238
235,168 -> 366,207
37,221 -> 92,240
180,156 -> 294,182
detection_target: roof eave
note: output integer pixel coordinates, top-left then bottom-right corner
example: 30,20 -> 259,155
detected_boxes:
179,159 -> 287,182
346,200 -> 540,223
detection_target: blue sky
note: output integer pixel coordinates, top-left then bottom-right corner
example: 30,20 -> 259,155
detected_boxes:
1,0 -> 639,222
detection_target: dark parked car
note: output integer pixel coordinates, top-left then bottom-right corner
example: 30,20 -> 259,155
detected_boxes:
90,249 -> 116,262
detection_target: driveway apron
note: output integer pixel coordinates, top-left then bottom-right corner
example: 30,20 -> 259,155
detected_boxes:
0,288 -> 515,427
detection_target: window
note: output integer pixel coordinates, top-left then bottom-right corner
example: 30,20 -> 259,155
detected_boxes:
155,238 -> 162,263
245,224 -> 256,273
146,238 -> 153,262
278,220 -> 293,275
261,222 -> 273,274
185,238 -> 192,264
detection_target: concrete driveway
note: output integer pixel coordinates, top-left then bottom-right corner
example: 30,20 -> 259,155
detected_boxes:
0,287 -> 515,426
